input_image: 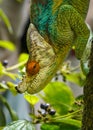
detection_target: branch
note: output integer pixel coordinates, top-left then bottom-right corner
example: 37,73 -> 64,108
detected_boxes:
82,41 -> 93,129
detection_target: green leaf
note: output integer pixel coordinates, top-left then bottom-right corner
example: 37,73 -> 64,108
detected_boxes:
2,71 -> 17,80
0,62 -> 4,76
0,82 -> 8,92
40,82 -> 75,115
0,83 -> 8,89
0,40 -> 15,51
41,124 -> 60,130
18,53 -> 28,71
6,82 -> 17,95
24,93 -> 39,105
18,53 -> 28,63
0,9 -> 13,34
59,123 -> 81,130
55,118 -> 81,128
41,122 -> 81,130
2,120 -> 35,130
0,107 -> 6,126
64,72 -> 85,86
0,62 -> 17,79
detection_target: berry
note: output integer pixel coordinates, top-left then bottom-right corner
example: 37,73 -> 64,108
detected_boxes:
40,103 -> 46,109
2,60 -> 8,66
48,109 -> 56,116
40,103 -> 50,111
55,76 -> 58,81
44,103 -> 50,111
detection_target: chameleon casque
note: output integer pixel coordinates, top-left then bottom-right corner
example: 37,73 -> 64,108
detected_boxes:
16,0 -> 92,94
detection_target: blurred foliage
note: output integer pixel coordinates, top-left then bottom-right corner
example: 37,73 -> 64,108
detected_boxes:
16,0 -> 24,2
24,93 -> 39,106
0,50 -> 84,129
40,82 -> 75,115
0,2 -> 85,129
0,0 -> 2,3
0,41 -> 15,51
2,120 -> 35,130
0,9 -> 13,34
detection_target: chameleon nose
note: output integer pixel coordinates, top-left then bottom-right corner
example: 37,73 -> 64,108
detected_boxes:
26,60 -> 40,75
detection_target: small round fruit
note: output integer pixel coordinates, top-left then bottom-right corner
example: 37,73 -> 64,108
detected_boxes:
44,103 -> 50,111
48,109 -> 56,115
2,60 -> 8,66
40,103 -> 46,109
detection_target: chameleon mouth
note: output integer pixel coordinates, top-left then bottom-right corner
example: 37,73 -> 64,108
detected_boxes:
15,85 -> 23,93
16,57 -> 57,95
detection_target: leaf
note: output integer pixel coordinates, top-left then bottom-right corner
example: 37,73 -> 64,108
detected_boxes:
18,53 -> 28,63
0,40 -> 15,51
64,72 -> 85,86
3,71 -> 17,80
56,118 -> 81,128
0,9 -> 13,34
0,107 -> 6,126
0,82 -> 8,92
59,123 -> 81,130
40,82 -> 75,115
41,122 -> 81,130
0,83 -> 8,89
41,124 -> 60,130
59,118 -> 81,130
18,53 -> 28,71
0,62 -> 4,76
24,93 -> 39,105
0,62 -> 17,79
2,120 -> 35,130
6,82 -> 17,95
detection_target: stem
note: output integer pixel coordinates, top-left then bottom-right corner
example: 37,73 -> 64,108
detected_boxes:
71,65 -> 80,72
6,60 -> 27,71
3,71 -> 17,80
52,109 -> 82,120
0,95 -> 18,121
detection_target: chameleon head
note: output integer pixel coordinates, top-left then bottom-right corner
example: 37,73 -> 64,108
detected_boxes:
16,23 -> 60,94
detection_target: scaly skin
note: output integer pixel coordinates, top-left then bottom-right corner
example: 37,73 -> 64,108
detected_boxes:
16,0 -> 91,94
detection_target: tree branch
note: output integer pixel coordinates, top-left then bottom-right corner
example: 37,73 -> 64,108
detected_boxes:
82,41 -> 93,130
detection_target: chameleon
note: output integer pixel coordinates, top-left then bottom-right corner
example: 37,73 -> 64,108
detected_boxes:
16,0 -> 92,94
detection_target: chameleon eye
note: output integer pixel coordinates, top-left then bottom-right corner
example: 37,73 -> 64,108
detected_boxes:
26,61 -> 40,75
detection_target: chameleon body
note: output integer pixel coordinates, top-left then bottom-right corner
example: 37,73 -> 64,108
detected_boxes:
16,0 -> 91,94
